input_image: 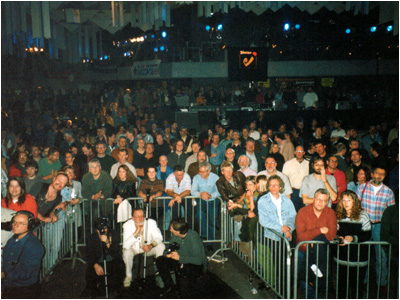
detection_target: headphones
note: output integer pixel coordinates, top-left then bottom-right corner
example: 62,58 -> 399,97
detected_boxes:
11,210 -> 36,231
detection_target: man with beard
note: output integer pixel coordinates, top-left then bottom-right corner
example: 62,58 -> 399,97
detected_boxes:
122,208 -> 165,287
258,156 -> 293,199
357,166 -> 395,295
300,157 -> 337,207
237,155 -> 257,177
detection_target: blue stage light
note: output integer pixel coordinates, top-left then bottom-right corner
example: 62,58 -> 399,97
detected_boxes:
161,31 -> 167,38
387,25 -> 393,32
345,28 -> 351,34
295,24 -> 300,30
151,34 -> 155,39
154,47 -> 158,52
284,23 -> 290,31
217,24 -> 223,31
160,45 -> 165,51
370,26 -> 377,32
206,25 -> 211,31
104,55 -> 108,60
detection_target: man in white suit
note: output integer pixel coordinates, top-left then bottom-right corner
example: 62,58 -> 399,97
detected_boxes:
122,207 -> 165,287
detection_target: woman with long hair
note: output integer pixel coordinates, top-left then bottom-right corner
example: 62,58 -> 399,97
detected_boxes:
112,165 -> 137,205
334,190 -> 371,298
1,176 -> 38,219
347,167 -> 371,192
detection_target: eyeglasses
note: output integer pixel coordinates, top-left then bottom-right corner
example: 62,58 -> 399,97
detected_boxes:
328,159 -> 338,163
295,151 -> 304,153
12,221 -> 28,226
315,198 -> 328,203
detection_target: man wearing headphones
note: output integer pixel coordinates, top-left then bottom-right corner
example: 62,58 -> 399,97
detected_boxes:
1,210 -> 44,298
83,217 -> 122,298
155,218 -> 207,298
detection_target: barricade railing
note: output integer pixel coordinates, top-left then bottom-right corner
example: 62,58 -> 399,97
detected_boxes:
293,240 -> 395,299
76,196 -> 225,254
223,209 -> 292,298
32,208 -> 76,282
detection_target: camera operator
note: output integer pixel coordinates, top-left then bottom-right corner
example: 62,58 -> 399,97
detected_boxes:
122,207 -> 165,288
2,210 -> 44,299
83,217 -> 122,298
155,218 -> 207,298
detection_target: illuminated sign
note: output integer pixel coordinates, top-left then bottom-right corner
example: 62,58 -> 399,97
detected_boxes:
239,51 -> 258,69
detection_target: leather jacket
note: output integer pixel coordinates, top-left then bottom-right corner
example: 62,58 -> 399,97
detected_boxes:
216,171 -> 246,203
112,180 -> 137,199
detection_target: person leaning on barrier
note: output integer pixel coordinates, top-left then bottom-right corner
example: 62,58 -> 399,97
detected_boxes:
258,175 -> 296,241
191,162 -> 221,247
112,165 -> 137,205
81,158 -> 113,217
356,165 -> 395,295
35,172 -> 69,224
1,210 -> 45,299
216,161 -> 246,205
165,165 -> 192,223
122,207 -> 165,288
295,188 -> 337,298
83,217 -> 122,298
155,218 -> 207,298
333,190 -> 371,299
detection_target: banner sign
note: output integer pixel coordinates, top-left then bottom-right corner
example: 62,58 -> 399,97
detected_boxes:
132,60 -> 161,78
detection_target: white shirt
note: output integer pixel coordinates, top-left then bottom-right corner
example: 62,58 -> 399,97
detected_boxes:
110,162 -> 137,179
270,194 -> 283,226
330,129 -> 346,138
165,173 -> 191,194
249,131 -> 260,141
246,152 -> 258,172
257,170 -> 293,196
303,92 -> 318,108
282,158 -> 310,189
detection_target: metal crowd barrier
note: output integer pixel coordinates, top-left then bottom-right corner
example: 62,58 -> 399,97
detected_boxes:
223,210 -> 292,298
32,208 -> 77,282
76,196 -> 225,254
293,240 -> 395,299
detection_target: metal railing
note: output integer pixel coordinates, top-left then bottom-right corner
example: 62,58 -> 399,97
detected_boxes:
29,197 -> 398,299
32,208 -> 77,282
223,211 -> 292,298
292,240 -> 395,299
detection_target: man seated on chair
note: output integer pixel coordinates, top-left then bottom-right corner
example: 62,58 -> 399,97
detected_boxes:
122,207 -> 165,288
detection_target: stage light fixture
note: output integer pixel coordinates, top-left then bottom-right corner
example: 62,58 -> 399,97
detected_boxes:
151,34 -> 155,39
124,52 -> 127,57
154,47 -> 158,52
345,28 -> 351,34
40,48 -> 44,52
370,26 -> 377,32
34,47 -> 39,52
217,24 -> 223,31
104,55 -> 109,60
295,24 -> 300,29
160,45 -> 165,51
99,57 -> 103,60
206,25 -> 211,31
284,23 -> 290,31
161,31 -> 167,38
387,25 -> 393,32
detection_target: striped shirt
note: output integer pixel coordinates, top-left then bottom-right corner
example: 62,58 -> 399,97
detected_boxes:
357,182 -> 395,223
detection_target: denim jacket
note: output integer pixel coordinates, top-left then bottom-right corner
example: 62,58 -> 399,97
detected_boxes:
257,192 -> 296,241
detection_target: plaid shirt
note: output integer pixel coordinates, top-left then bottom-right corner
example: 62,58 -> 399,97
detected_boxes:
357,182 -> 395,223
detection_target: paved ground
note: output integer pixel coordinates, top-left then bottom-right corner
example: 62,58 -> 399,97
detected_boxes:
40,246 -> 276,299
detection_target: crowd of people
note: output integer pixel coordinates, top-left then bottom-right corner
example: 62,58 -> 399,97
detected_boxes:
1,83 -> 398,298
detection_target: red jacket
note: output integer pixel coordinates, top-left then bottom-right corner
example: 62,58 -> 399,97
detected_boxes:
295,204 -> 337,252
326,168 -> 347,203
8,164 -> 27,178
1,194 -> 38,219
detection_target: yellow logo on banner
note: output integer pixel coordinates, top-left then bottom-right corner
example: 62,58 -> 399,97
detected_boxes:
258,80 -> 270,88
321,78 -> 334,87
